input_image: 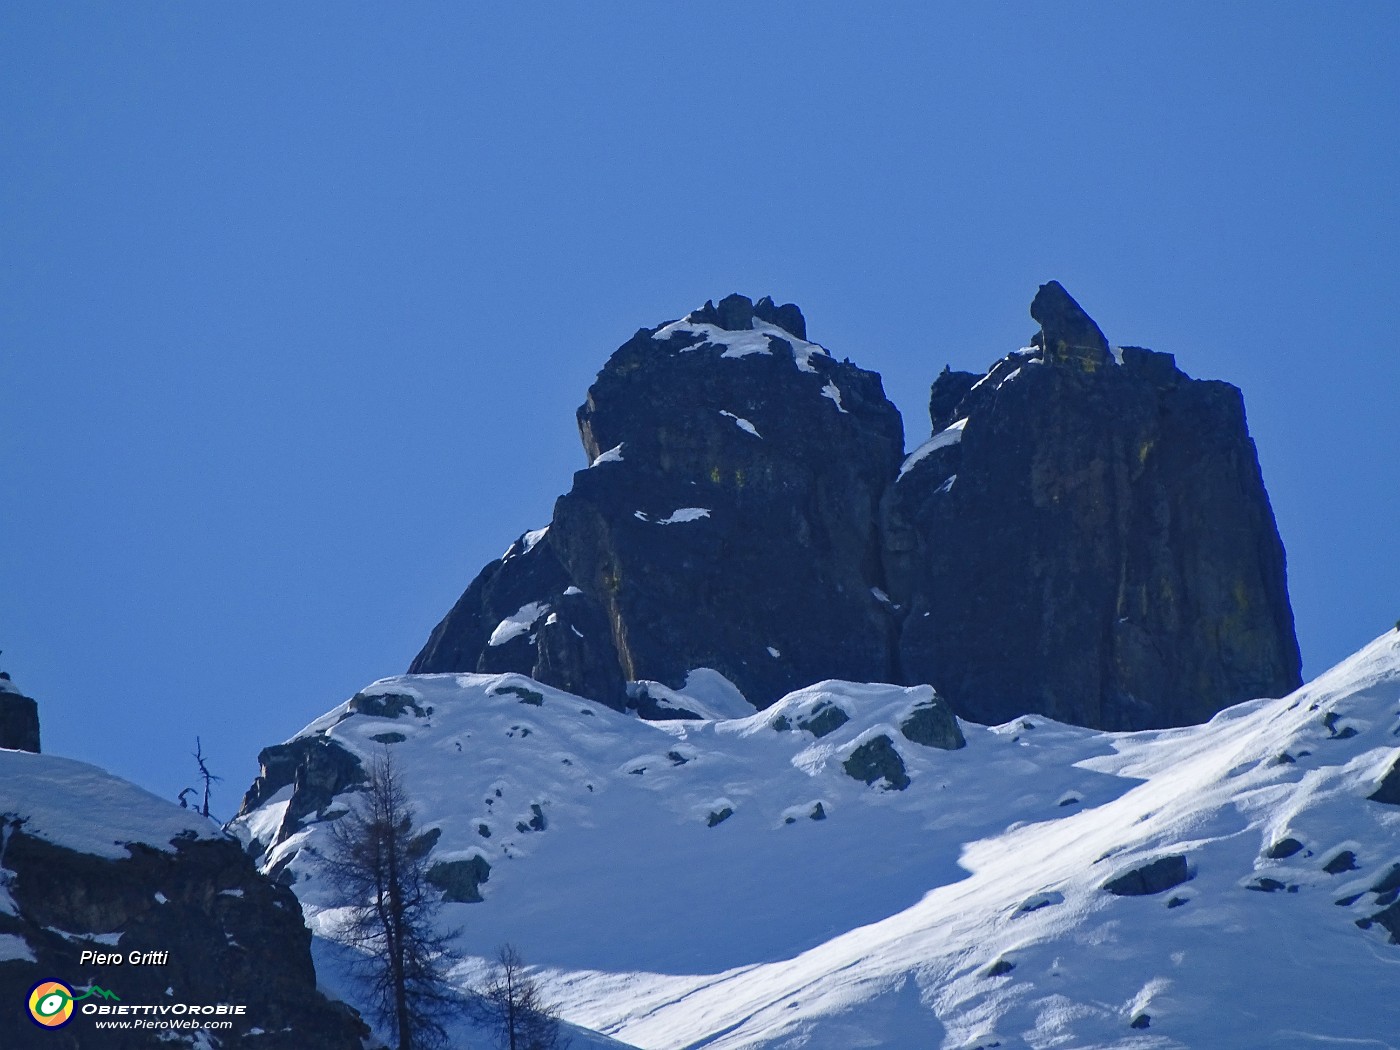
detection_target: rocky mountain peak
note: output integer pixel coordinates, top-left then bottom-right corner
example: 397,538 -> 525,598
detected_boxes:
414,285 -> 1300,732
1030,279 -> 1111,370
684,293 -> 807,339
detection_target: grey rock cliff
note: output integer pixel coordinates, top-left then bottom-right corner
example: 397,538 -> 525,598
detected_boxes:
414,294 -> 905,709
0,750 -> 365,1049
412,286 -> 1300,731
884,282 -> 1302,728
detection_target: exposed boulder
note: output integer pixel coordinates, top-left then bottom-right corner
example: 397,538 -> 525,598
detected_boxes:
1323,850 -> 1359,874
426,855 -> 491,903
1103,854 -> 1192,896
885,284 -> 1301,730
796,700 -> 851,739
1368,753 -> 1400,805
349,690 -> 428,718
1356,900 -> 1400,943
984,958 -> 1015,978
842,735 -> 910,791
899,692 -> 966,750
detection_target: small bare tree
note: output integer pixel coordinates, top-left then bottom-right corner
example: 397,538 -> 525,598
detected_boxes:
474,943 -> 568,1050
193,736 -> 221,818
321,750 -> 460,1050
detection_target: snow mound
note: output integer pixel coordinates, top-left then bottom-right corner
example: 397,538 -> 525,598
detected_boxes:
232,632 -> 1400,1049
0,750 -> 220,860
651,318 -> 832,375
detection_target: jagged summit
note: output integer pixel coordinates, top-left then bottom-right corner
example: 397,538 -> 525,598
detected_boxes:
1030,278 -> 1111,369
682,292 -> 807,339
413,286 -> 1301,731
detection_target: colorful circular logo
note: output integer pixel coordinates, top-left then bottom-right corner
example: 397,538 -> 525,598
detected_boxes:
28,980 -> 75,1028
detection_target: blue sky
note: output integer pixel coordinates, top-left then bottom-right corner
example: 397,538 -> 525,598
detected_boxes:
3,4 -> 1397,813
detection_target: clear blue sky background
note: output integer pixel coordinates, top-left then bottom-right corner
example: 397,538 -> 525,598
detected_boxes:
3,4 -> 1397,815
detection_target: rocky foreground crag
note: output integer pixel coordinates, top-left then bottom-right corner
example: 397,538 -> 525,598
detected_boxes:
412,284 -> 1302,731
0,691 -> 364,1050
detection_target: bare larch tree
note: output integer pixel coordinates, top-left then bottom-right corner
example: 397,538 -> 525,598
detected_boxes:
320,749 -> 459,1050
474,943 -> 568,1050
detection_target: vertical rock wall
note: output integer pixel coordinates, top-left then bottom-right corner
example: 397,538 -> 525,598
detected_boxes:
411,286 -> 1302,730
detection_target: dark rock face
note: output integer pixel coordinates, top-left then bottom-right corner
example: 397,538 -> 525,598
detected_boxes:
0,826 -> 365,1050
885,285 -> 1301,729
0,678 -> 40,753
1030,280 -> 1110,370
409,530 -> 628,711
1103,855 -> 1192,896
413,286 -> 1301,733
416,294 -> 905,711
550,295 -> 904,708
238,736 -> 366,844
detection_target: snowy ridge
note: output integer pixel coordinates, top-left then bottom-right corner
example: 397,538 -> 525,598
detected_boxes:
899,417 -> 968,480
233,632 -> 1400,1049
651,318 -> 831,374
0,750 -> 221,861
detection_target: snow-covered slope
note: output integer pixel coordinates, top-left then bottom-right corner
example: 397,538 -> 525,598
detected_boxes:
0,750 -> 222,860
232,632 -> 1400,1049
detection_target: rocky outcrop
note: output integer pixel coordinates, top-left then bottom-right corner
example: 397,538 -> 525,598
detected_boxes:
1103,854 -> 1192,896
898,693 -> 965,750
884,282 -> 1301,729
0,753 -> 364,1050
414,285 -> 1300,731
416,294 -> 905,710
0,673 -> 40,753
1368,753 -> 1400,805
842,735 -> 910,791
239,736 -> 367,847
410,528 -> 629,710
551,293 -> 904,708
